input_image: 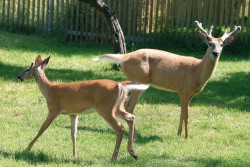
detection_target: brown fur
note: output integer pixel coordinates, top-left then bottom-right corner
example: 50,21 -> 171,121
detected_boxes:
96,21 -> 241,139
17,56 -> 148,161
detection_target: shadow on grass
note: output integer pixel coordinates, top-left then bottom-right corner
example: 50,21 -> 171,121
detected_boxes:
118,152 -> 249,166
141,71 -> 250,112
66,126 -> 163,144
0,31 -> 112,57
1,149 -> 248,166
0,62 -> 25,81
192,157 -> 249,167
193,71 -> 250,111
0,62 -> 123,82
1,30 -> 250,60
0,149 -> 81,165
2,61 -> 249,112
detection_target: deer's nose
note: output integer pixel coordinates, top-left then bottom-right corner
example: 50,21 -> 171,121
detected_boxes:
212,51 -> 219,57
17,76 -> 23,81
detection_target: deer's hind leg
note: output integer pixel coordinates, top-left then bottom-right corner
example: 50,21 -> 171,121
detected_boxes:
124,90 -> 144,140
97,107 -> 125,161
116,109 -> 138,160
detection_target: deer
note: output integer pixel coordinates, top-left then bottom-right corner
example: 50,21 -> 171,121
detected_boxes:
93,21 -> 241,139
17,55 -> 149,161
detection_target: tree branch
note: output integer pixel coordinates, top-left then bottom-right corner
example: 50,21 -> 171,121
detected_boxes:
80,0 -> 126,54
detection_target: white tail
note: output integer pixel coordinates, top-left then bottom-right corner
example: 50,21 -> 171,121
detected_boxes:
17,55 -> 149,161
94,21 -> 241,139
93,54 -> 123,65
121,83 -> 150,91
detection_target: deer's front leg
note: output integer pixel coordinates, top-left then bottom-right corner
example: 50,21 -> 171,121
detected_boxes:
178,95 -> 192,139
177,109 -> 189,139
177,111 -> 184,137
70,115 -> 78,158
27,112 -> 58,150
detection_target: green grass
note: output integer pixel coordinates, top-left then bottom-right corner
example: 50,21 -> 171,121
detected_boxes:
0,31 -> 250,166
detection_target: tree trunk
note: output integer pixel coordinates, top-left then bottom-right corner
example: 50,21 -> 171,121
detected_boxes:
80,0 -> 126,54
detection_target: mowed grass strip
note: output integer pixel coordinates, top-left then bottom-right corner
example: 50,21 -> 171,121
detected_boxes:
0,31 -> 249,166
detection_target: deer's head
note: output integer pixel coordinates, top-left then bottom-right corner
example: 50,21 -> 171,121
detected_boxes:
194,21 -> 241,59
17,55 -> 50,81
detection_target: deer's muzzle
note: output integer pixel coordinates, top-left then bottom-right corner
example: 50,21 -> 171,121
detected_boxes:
17,76 -> 23,81
212,51 -> 220,58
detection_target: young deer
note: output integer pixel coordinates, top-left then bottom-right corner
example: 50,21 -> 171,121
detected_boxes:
94,21 -> 241,139
17,55 -> 149,161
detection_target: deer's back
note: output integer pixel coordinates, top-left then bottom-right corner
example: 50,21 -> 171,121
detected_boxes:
122,49 -> 202,92
47,80 -> 119,114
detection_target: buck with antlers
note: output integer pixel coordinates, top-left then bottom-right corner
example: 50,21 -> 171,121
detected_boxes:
17,55 -> 149,161
94,21 -> 241,139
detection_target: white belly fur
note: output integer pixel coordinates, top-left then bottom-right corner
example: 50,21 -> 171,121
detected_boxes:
151,84 -> 176,92
60,108 -> 96,115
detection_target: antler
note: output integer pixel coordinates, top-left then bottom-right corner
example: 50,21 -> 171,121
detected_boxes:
194,21 -> 214,40
221,26 -> 241,41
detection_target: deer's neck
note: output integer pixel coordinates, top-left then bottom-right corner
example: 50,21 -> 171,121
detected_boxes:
35,68 -> 52,98
198,48 -> 219,86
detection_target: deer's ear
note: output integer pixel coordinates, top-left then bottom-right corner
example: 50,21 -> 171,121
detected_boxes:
29,63 -> 34,68
199,32 -> 210,43
223,35 -> 236,45
41,56 -> 51,68
35,55 -> 42,67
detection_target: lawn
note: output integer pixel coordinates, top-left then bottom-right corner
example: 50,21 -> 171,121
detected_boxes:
0,31 -> 249,166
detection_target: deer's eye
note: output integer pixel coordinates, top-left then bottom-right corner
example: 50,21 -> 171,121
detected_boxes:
208,42 -> 213,47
